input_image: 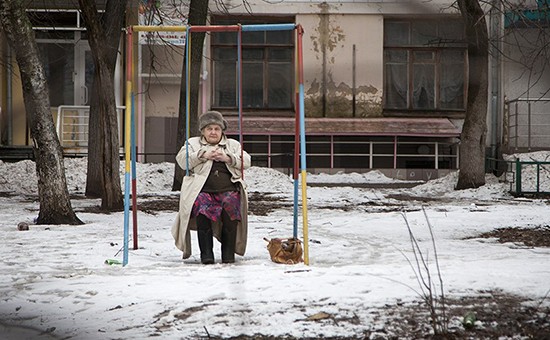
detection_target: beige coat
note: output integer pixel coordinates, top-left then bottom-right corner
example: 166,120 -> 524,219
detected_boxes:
171,135 -> 251,259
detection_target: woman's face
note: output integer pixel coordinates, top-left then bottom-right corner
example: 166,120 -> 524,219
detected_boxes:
202,124 -> 223,144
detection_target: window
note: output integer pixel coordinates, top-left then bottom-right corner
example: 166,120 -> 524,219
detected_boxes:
384,19 -> 467,112
211,17 -> 295,111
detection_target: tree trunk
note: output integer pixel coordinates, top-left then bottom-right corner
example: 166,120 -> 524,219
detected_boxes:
0,1 -> 82,225
456,0 -> 489,190
79,0 -> 127,210
172,0 -> 209,191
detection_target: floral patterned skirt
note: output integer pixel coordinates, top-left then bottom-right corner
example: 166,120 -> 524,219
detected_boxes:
191,191 -> 241,222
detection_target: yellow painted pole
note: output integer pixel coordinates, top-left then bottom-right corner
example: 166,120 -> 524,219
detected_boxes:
125,32 -> 132,174
125,86 -> 132,172
301,170 -> 309,265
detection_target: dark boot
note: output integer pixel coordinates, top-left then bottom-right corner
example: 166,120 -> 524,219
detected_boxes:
196,214 -> 214,264
221,210 -> 238,264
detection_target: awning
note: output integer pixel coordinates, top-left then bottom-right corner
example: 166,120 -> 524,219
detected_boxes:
225,117 -> 460,137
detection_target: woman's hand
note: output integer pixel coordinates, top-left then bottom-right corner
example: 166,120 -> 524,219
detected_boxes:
203,147 -> 231,163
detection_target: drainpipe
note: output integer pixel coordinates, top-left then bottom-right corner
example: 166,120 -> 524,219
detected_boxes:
320,2 -> 329,117
490,1 -> 503,171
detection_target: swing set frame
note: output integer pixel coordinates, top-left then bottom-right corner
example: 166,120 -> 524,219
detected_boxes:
122,23 -> 310,266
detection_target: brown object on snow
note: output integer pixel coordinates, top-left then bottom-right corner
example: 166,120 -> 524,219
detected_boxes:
17,222 -> 29,231
264,237 -> 303,264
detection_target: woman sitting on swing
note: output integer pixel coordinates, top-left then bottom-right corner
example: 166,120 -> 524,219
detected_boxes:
172,111 -> 251,264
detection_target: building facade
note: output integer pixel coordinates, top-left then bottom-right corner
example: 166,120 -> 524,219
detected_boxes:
0,0 -> 548,180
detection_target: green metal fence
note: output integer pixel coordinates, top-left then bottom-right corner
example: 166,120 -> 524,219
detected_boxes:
510,159 -> 550,196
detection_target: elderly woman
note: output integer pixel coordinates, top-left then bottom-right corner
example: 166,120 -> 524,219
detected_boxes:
172,111 -> 251,264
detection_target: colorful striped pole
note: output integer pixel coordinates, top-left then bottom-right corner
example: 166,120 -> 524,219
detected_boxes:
297,25 -> 309,265
293,29 -> 300,239
123,27 -> 134,266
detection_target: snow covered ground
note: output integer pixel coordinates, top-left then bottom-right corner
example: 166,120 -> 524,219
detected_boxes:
0,152 -> 549,339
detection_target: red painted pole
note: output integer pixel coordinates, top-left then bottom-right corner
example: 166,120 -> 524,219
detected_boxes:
190,25 -> 240,32
127,28 -> 139,250
295,25 -> 304,177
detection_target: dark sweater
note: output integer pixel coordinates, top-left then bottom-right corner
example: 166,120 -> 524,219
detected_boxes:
202,161 -> 238,193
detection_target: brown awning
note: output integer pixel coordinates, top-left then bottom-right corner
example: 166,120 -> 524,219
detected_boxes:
225,117 -> 460,137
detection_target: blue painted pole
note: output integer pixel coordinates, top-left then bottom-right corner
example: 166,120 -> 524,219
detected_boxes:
123,173 -> 130,266
184,26 -> 191,176
293,28 -> 300,239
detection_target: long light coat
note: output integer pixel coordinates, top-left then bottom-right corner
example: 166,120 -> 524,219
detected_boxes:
171,135 -> 251,259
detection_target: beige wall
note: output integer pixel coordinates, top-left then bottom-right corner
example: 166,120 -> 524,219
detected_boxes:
140,44 -> 184,118
298,13 -> 383,117
144,83 -> 181,118
503,28 -> 550,100
219,0 -> 454,16
208,1 -> 391,118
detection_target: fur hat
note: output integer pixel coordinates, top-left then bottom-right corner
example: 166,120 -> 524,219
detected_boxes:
199,111 -> 228,131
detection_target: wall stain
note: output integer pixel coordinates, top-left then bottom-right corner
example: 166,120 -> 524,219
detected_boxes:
306,2 -> 381,118
306,73 -> 382,118
306,79 -> 320,96
309,2 -> 346,61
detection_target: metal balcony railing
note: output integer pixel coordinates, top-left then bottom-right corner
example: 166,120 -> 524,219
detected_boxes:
55,105 -> 125,155
505,97 -> 550,151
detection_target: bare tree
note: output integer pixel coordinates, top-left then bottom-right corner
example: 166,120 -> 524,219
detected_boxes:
79,0 -> 127,210
456,0 -> 550,188
172,0 -> 209,190
0,0 -> 82,225
401,209 -> 448,335
456,0 -> 490,189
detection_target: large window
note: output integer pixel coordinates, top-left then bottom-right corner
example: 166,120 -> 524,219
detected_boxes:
211,17 -> 294,111
384,20 -> 467,112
